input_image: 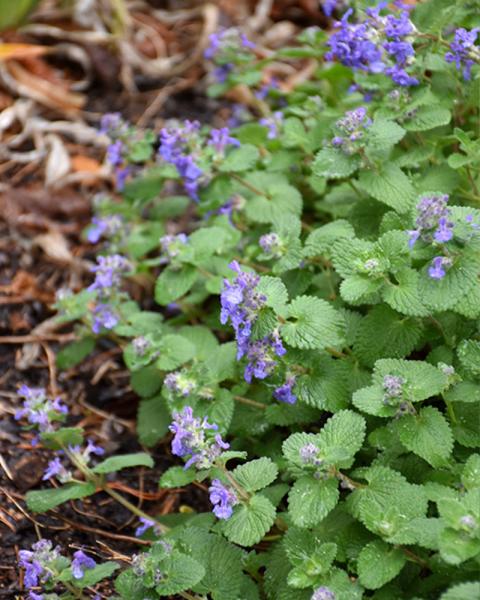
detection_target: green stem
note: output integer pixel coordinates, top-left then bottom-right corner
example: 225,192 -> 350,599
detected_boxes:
230,173 -> 270,198
104,486 -> 169,533
443,396 -> 457,425
222,468 -> 250,502
63,580 -> 89,600
234,395 -> 267,410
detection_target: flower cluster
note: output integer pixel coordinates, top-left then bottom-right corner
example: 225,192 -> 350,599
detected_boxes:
445,28 -> 480,80
408,193 -> 455,280
159,233 -> 189,262
312,587 -> 336,600
169,406 -> 229,469
99,113 -> 131,190
382,374 -> 405,405
220,261 -> 267,358
88,254 -> 131,297
158,120 -> 203,200
205,28 -> 255,83
326,5 -> 418,86
15,385 -> 67,435
259,111 -> 284,139
43,439 -> 104,482
259,232 -> 284,258
135,517 -> 163,537
208,479 -> 238,519
88,254 -> 130,333
331,106 -> 371,154
19,540 -> 96,596
243,332 -> 286,383
164,371 -> 197,397
87,214 -> 124,244
300,442 -> 323,467
274,375 -> 297,405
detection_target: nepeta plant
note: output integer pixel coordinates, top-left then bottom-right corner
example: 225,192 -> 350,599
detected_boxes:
18,1 -> 480,599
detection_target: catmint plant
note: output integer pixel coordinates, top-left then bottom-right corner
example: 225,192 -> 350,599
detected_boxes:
22,2 -> 480,599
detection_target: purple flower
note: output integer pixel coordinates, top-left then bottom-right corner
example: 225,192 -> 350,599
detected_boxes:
409,194 -> 453,247
160,233 -> 188,261
243,333 -> 286,383
106,140 -> 123,166
259,111 -> 284,139
88,254 -> 130,297
42,457 -> 70,482
115,166 -> 131,191
332,106 -> 371,152
15,386 -> 67,433
428,256 -> 452,280
383,374 -> 404,404
209,479 -> 238,519
254,79 -> 279,100
434,217 -> 454,243
169,406 -> 228,469
220,261 -> 266,358
28,593 -> 44,600
87,215 -> 123,244
274,376 -> 297,404
99,112 -> 124,136
445,28 -> 480,80
459,515 -> 477,530
326,5 -> 418,86
85,439 -> 105,457
18,540 -> 60,589
92,303 -> 119,334
300,443 -> 323,467
204,29 -> 254,60
312,587 -> 336,600
209,127 -> 240,154
259,233 -> 283,258
321,0 -> 339,17
135,517 -> 157,537
71,550 -> 96,579
132,336 -> 151,357
164,371 -> 196,397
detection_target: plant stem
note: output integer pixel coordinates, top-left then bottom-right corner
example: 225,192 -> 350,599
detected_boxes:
222,468 -> 250,502
104,486 -> 169,533
230,173 -> 270,198
234,395 -> 267,410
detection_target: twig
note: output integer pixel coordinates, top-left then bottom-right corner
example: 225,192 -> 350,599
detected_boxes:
0,333 -> 76,344
54,513 -> 153,546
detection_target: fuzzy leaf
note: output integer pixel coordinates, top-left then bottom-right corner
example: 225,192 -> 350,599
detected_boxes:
288,477 -> 339,528
233,458 -> 278,493
27,483 -> 96,513
93,453 -> 154,474
313,147 -> 360,179
222,494 -> 276,546
358,166 -> 415,214
357,540 -> 406,589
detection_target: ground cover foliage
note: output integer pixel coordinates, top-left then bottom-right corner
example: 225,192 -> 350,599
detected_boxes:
15,0 -> 480,598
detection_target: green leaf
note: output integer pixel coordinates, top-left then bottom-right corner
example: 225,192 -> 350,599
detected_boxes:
357,540 -> 406,589
457,339 -> 480,377
395,406 -> 453,467
348,466 -> 427,537
256,276 -> 289,312
438,527 -> 480,565
318,410 -> 366,468
73,561 -> 119,587
137,396 -> 170,447
244,180 -> 303,224
219,144 -> 259,172
372,358 -> 448,402
233,458 -> 278,493
154,265 -> 198,305
40,427 -> 83,450
223,494 -> 276,546
357,166 -> 415,213
131,366 -> 163,397
281,296 -> 345,350
155,551 -> 206,596
27,483 -> 96,513
303,220 -> 355,258
403,105 -> 451,131
282,118 -> 312,151
159,466 -> 197,488
382,269 -> 430,317
92,452 -> 154,474
313,147 -> 360,179
441,582 -> 480,600
156,334 -> 196,370
367,119 -> 406,155
56,337 -> 95,369
115,570 -> 156,600
354,305 -> 423,367
288,477 -> 339,528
